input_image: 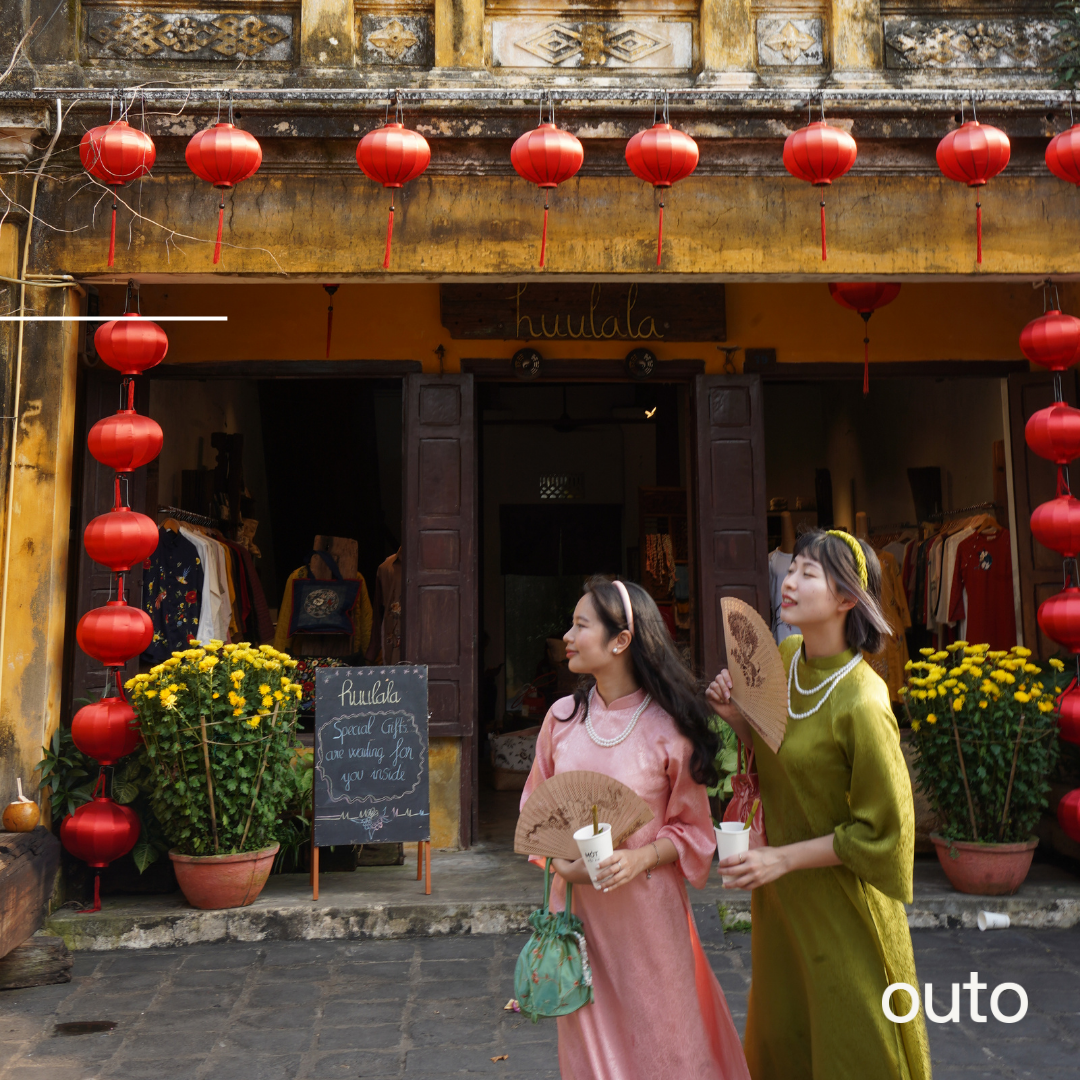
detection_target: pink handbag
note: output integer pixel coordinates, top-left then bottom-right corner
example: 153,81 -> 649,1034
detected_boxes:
722,740 -> 768,849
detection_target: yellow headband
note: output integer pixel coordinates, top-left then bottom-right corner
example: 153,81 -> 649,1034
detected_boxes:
826,530 -> 869,591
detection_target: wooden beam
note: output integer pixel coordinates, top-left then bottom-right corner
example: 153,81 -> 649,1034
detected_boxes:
461,358 -> 706,381
0,828 -> 61,959
756,361 -> 1029,381
149,361 -> 423,379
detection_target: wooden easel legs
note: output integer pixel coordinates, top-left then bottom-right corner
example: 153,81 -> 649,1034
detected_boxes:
416,840 -> 431,895
310,845 -> 320,901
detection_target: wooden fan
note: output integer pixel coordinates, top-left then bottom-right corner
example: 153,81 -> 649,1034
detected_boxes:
721,596 -> 788,753
515,771 -> 654,861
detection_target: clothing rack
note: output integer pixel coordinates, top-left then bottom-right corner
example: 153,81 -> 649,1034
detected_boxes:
158,505 -> 215,528
925,502 -> 1001,523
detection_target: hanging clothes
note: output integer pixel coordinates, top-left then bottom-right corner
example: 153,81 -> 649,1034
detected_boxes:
948,529 -> 1017,650
367,549 -> 403,663
227,540 -> 273,643
273,564 -> 373,657
867,550 -> 912,701
933,526 -> 975,627
142,527 -> 204,662
767,548 -> 799,644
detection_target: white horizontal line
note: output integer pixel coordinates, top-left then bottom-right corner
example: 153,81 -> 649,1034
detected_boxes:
0,315 -> 228,322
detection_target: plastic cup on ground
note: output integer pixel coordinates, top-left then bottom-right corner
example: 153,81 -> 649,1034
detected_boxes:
574,823 -> 614,890
977,910 -> 1010,931
715,822 -> 751,886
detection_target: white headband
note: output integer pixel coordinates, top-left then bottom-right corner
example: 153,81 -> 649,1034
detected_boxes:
613,580 -> 634,637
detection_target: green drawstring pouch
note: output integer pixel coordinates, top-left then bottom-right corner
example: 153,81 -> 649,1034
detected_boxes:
514,858 -> 593,1023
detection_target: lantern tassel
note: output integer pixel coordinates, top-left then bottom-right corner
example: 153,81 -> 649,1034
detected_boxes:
213,194 -> 225,265
79,872 -> 102,915
820,196 -> 827,262
539,196 -> 549,269
863,335 -> 870,396
383,194 -> 395,270
656,200 -> 664,268
325,304 -> 334,359
975,197 -> 983,265
108,192 -> 118,268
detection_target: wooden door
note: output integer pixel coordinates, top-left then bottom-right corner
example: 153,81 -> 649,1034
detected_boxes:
1008,372 -> 1078,660
402,374 -> 477,847
693,374 -> 769,680
68,371 -> 149,710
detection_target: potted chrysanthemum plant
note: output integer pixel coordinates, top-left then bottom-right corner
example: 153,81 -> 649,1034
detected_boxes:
126,641 -> 304,909
903,642 -> 1066,895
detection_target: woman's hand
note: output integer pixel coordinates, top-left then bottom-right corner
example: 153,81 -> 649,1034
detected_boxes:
706,670 -> 753,744
717,846 -> 790,890
595,847 -> 652,892
550,856 -> 592,885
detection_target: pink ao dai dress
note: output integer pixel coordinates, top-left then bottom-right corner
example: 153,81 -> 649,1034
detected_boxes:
521,689 -> 750,1080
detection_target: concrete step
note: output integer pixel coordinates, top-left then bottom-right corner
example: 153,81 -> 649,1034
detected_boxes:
44,848 -> 1080,951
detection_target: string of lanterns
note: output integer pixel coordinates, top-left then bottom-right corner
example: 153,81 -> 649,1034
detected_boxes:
1019,286 -> 1080,846
78,98 -> 1065,270
61,295 -> 166,912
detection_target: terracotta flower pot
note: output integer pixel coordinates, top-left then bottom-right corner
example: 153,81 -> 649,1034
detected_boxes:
169,843 -> 279,910
930,833 -> 1038,896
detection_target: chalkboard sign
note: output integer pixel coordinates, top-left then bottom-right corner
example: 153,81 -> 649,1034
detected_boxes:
313,666 -> 429,847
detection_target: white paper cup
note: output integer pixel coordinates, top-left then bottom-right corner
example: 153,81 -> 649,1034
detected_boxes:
977,910 -> 1010,931
574,823 -> 614,890
715,822 -> 751,886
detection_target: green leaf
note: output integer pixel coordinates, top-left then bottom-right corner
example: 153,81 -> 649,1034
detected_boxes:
131,838 -> 161,873
112,781 -> 139,805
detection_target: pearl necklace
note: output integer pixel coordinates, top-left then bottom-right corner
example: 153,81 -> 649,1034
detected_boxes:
787,651 -> 863,720
584,688 -> 652,747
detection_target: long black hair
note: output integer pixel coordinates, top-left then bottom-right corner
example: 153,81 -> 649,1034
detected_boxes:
560,575 -> 719,788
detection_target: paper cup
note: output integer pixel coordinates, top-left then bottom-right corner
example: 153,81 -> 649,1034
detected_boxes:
977,910 -> 1010,931
715,822 -> 751,886
574,823 -> 614,890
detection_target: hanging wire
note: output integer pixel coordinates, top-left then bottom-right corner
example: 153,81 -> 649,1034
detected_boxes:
228,88 -> 234,125
971,93 -> 979,124
216,93 -> 222,124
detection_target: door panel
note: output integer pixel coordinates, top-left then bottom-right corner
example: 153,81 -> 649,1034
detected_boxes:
403,374 -> 477,846
694,375 -> 769,680
1008,372 -> 1078,660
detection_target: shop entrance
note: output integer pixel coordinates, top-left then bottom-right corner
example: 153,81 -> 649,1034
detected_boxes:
475,377 -> 695,845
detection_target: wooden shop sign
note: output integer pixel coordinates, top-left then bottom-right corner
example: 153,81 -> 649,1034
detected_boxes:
440,283 -> 726,342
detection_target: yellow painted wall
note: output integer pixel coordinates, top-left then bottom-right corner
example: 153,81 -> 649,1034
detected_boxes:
427,737 -> 461,849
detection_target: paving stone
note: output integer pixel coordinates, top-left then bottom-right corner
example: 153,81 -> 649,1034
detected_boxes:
242,979 -> 325,1006
322,999 -> 408,1024
407,1018 -> 498,1047
316,1024 -> 403,1052
97,952 -> 182,975
308,1049 -> 401,1078
205,1052 -> 304,1079
98,1057 -> 205,1079
167,967 -> 251,990
179,947 -> 264,970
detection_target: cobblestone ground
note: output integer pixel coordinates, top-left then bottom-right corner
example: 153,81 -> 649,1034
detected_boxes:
1,916 -> 1078,1079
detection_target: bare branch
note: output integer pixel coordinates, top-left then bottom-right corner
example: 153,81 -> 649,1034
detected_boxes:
0,18 -> 40,87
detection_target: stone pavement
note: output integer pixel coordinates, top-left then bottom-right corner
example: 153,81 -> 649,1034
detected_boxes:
3,922 -> 1078,1079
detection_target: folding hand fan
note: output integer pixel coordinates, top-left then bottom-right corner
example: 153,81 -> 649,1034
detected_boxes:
721,596 -> 788,753
515,771 -> 654,861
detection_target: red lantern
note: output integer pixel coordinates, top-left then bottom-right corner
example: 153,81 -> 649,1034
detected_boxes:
94,314 -> 168,375
61,795 -> 140,867
71,696 -> 141,764
935,120 -> 1011,265
1046,125 -> 1080,186
1038,586 -> 1080,652
1031,495 -> 1080,557
1025,402 -> 1080,464
782,121 -> 857,261
1019,309 -> 1080,372
87,410 -> 163,473
185,123 -> 263,264
625,123 -> 699,266
76,600 -> 153,667
511,121 -> 584,268
828,283 -> 901,394
356,121 -> 431,270
79,120 -> 157,268
84,506 -> 159,571
1058,684 -> 1080,745
1059,787 -> 1080,843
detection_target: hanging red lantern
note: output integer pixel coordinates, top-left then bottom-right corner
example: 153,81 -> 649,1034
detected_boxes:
1025,402 -> 1080,464
625,121 -> 699,267
61,795 -> 140,867
511,114 -> 584,269
1038,586 -> 1080,652
84,507 -> 159,571
1019,309 -> 1080,371
935,120 -> 1011,265
1059,787 -> 1080,843
782,120 -> 857,262
76,600 -> 153,667
87,410 -> 163,473
827,283 -> 901,394
79,120 -> 157,268
1046,125 -> 1080,186
1031,495 -> 1080,557
71,696 -> 141,764
185,122 -> 263,264
356,119 -> 431,270
1058,684 -> 1080,745
94,314 -> 168,375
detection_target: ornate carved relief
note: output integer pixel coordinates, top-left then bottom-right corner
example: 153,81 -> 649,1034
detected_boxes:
360,14 -> 433,66
756,17 -> 824,66
883,18 -> 1059,69
491,19 -> 692,69
85,9 -> 293,61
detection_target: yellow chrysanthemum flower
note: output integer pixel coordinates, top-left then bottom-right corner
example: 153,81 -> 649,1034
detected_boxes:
1038,699 -> 1055,713
942,678 -> 957,688
124,677 -> 136,689
904,660 -> 913,671
212,692 -> 220,699
144,689 -> 157,698
911,719 -> 921,732
160,691 -> 177,708
233,707 -> 244,717
1024,664 -> 1041,674
927,689 -> 938,699
898,687 -> 908,698
261,695 -> 272,708
968,667 -> 984,678
273,690 -> 284,701
1031,688 -> 1042,699
294,686 -> 303,699
926,713 -> 938,725
1049,657 -> 1066,671
931,651 -> 949,662
258,684 -> 271,695
1013,646 -> 1032,658
979,701 -> 988,709
248,716 -> 262,728
955,682 -> 968,692
989,651 -> 1008,660
914,690 -> 928,701
952,697 -> 965,711
1014,691 -> 1031,703
919,648 -> 934,657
